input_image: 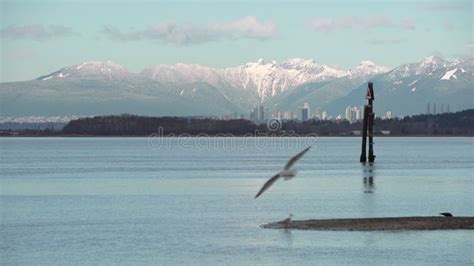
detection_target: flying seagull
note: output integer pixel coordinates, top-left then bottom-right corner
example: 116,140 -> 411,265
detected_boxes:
255,146 -> 311,198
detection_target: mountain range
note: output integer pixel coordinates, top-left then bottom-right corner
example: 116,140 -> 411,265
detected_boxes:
0,56 -> 472,117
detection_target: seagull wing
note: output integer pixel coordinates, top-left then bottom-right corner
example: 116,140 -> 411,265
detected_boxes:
283,146 -> 311,170
255,173 -> 281,198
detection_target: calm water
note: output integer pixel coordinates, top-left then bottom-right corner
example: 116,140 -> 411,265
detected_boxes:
1,137 -> 473,265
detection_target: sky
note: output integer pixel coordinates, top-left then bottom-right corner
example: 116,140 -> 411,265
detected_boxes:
1,0 -> 472,82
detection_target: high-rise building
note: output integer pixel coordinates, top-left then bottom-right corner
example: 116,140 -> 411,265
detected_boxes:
447,104 -> 450,113
258,105 -> 265,121
301,102 -> 310,121
315,109 -> 321,120
355,107 -> 362,121
304,102 -> 310,114
345,106 -> 352,121
272,104 -> 279,118
264,106 -> 270,120
441,104 -> 444,113
427,102 -> 431,114
433,103 -> 437,114
322,111 -> 328,121
301,109 -> 309,121
386,111 -> 392,119
250,106 -> 259,122
345,105 -> 362,122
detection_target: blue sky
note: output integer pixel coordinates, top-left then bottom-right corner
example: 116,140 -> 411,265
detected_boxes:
1,0 -> 472,82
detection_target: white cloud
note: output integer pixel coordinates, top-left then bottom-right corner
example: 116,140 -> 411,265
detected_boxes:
209,16 -> 275,40
101,16 -> 276,45
1,24 -> 76,41
309,16 -> 416,32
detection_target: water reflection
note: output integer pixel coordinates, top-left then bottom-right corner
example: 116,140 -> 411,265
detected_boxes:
361,162 -> 376,218
280,229 -> 293,248
362,163 -> 376,194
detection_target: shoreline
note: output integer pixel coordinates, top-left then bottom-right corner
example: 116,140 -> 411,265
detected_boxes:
261,216 -> 474,231
1,134 -> 473,138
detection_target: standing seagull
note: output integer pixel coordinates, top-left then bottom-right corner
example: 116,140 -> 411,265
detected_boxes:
279,213 -> 294,228
255,146 -> 311,198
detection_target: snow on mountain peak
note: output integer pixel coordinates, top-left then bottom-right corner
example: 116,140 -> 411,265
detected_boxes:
441,68 -> 459,80
359,60 -> 376,66
417,56 -> 448,75
39,60 -> 131,81
140,63 -> 220,86
422,55 -> 444,64
75,61 -> 129,75
37,58 -> 396,102
348,60 -> 389,77
280,58 -> 318,69
220,58 -> 350,101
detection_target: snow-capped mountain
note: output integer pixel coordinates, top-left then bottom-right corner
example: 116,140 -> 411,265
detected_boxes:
140,63 -> 221,86
386,56 -> 450,81
0,56 -> 471,117
328,57 -> 473,115
439,59 -> 472,81
347,60 -> 390,78
37,61 -> 133,81
220,58 -> 349,101
140,58 -> 384,102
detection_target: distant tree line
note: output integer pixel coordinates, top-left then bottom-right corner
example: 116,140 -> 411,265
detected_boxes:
62,114 -> 259,136
377,109 -> 474,135
2,109 -> 473,136
282,109 -> 474,136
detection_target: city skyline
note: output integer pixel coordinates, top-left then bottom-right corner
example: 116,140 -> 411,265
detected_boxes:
245,100 -> 455,123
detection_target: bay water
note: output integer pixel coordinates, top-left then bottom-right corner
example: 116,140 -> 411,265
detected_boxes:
1,137 -> 473,265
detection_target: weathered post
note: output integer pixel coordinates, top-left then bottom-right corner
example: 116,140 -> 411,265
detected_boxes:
368,111 -> 375,163
360,82 -> 376,163
360,105 -> 368,163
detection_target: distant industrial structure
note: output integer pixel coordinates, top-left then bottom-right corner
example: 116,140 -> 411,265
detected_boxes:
426,102 -> 451,115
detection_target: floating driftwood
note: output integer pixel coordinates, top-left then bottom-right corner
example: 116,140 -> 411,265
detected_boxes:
261,217 -> 474,231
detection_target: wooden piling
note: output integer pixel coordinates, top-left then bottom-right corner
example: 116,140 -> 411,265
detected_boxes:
361,82 -> 375,163
368,112 -> 375,163
360,106 -> 368,163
